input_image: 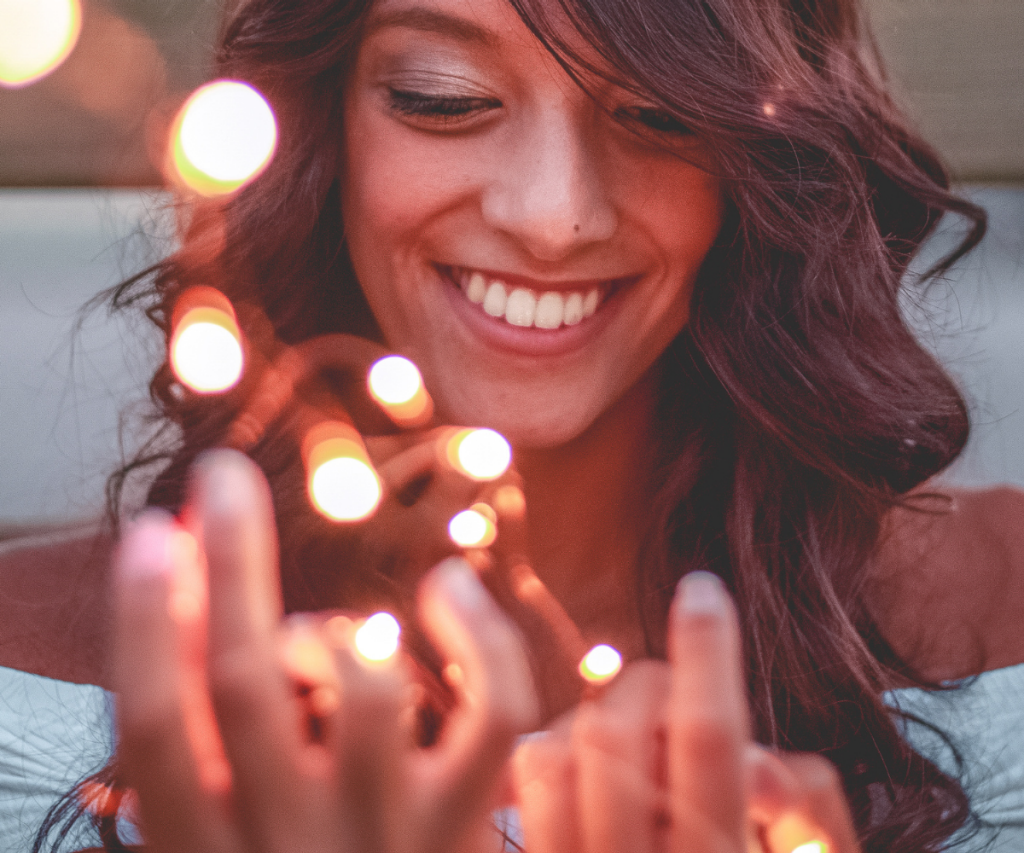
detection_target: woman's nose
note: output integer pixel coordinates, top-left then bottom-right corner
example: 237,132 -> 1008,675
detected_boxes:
481,114 -> 618,262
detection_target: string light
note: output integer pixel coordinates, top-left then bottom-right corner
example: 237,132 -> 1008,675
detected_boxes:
305,421 -> 382,522
353,612 -> 401,663
169,287 -> 244,394
448,504 -> 497,548
446,428 -> 512,481
579,644 -> 622,683
367,355 -> 432,426
170,80 -> 277,196
0,0 -> 81,88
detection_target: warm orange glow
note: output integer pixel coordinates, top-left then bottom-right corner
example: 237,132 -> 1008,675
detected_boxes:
0,0 -> 81,88
170,288 -> 244,394
448,504 -> 497,548
305,422 -> 382,522
367,355 -> 432,426
791,843 -> 827,853
579,644 -> 622,683
763,102 -> 777,117
353,612 -> 401,662
446,428 -> 512,481
170,80 -> 277,196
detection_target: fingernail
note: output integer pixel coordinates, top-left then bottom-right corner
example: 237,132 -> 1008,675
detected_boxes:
675,571 -> 727,616
434,556 -> 488,612
194,449 -> 253,516
119,512 -> 176,578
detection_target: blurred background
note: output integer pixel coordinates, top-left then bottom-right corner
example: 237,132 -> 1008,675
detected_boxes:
0,0 -> 1022,529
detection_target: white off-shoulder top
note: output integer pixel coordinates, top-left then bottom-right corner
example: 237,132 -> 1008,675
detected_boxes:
0,663 -> 1022,852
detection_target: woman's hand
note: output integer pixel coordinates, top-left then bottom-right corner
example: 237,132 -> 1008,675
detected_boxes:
513,572 -> 861,853
113,449 -> 538,853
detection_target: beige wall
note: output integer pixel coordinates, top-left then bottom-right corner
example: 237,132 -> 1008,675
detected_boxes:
0,0 -> 1021,184
867,0 -> 1024,180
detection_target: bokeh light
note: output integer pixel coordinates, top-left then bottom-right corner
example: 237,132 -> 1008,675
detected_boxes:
367,355 -> 432,426
306,422 -> 382,522
447,428 -> 512,481
170,80 -> 277,196
310,456 -> 381,522
579,644 -> 622,683
791,844 -> 827,853
448,505 -> 497,548
353,612 -> 401,663
170,288 -> 244,394
0,0 -> 82,88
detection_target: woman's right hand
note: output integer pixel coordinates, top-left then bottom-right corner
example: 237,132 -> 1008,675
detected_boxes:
113,449 -> 538,853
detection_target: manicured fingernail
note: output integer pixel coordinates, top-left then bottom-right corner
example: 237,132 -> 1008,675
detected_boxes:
676,571 -> 727,615
434,556 -> 488,612
119,512 -> 176,578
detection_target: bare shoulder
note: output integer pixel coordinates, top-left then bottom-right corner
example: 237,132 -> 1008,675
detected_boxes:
868,483 -> 1024,683
0,524 -> 114,689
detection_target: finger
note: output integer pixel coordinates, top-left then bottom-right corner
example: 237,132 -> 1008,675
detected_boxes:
746,745 -> 803,827
573,662 -> 672,853
324,617 -> 408,853
190,450 -> 310,846
415,558 -> 540,851
668,571 -> 749,852
114,512 -> 236,853
513,730 -> 583,853
764,754 -> 861,853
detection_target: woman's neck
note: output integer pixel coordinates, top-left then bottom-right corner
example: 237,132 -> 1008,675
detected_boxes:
514,371 -> 660,661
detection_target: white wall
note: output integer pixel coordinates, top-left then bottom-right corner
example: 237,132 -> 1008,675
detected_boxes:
0,187 -> 1022,524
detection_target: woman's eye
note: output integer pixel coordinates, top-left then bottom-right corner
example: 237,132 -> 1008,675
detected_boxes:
619,106 -> 692,136
386,88 -> 500,122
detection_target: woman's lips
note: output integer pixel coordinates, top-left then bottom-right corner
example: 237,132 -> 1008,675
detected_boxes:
437,265 -> 634,357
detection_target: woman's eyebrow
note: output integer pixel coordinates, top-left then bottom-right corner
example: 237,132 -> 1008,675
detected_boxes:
362,7 -> 496,45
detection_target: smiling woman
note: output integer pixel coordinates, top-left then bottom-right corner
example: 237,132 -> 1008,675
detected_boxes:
3,0 -> 1024,852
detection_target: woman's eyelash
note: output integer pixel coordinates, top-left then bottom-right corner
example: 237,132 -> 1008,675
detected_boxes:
386,88 -> 500,119
619,107 -> 693,136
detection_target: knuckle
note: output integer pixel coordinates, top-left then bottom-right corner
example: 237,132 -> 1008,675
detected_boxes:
673,714 -> 738,766
208,647 -> 269,712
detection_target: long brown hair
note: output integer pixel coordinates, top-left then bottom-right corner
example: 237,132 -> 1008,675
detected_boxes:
41,0 -> 987,850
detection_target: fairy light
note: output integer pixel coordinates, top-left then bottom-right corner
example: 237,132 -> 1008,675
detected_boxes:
170,80 -> 277,196
0,0 -> 81,88
448,504 -> 497,548
170,287 -> 244,394
579,644 -> 622,683
446,428 -> 512,481
791,844 -> 827,853
367,355 -> 432,426
353,612 -> 401,663
305,421 -> 382,522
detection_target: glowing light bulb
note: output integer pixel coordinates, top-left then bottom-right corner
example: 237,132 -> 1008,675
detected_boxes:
170,288 -> 244,394
311,457 -> 381,522
447,428 -> 512,481
170,80 -> 277,196
448,505 -> 497,548
305,422 -> 382,522
579,644 -> 622,683
353,612 -> 401,662
791,844 -> 827,853
367,355 -> 432,426
0,0 -> 81,88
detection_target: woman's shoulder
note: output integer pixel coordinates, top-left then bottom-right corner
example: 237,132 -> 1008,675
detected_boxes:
869,483 -> 1024,683
0,524 -> 114,689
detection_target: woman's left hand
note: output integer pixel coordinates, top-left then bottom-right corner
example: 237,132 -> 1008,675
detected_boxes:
513,572 -> 862,853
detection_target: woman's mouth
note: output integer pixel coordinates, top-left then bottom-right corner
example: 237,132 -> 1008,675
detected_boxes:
443,266 -> 619,330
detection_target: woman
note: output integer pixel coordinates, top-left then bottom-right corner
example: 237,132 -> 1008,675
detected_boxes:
1,0 -> 1022,850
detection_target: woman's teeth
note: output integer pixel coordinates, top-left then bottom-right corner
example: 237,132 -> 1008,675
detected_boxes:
460,270 -> 602,329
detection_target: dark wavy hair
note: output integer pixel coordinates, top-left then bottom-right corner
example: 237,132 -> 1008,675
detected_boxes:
40,0 -> 989,850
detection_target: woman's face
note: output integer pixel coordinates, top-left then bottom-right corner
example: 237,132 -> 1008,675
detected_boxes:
343,0 -> 724,447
